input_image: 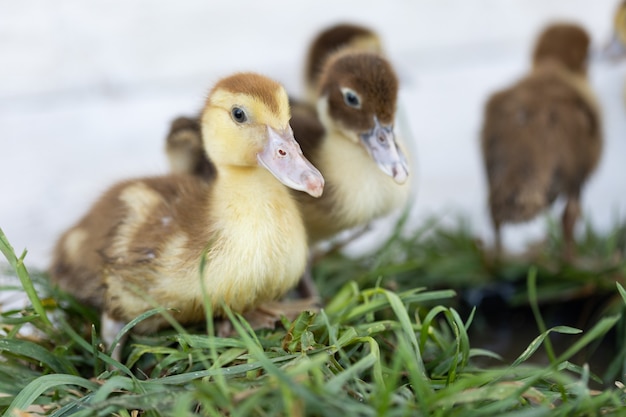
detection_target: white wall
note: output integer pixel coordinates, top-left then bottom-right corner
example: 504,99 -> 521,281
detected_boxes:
1,0 -> 624,269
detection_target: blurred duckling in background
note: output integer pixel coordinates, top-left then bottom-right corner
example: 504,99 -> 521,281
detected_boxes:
50,73 -> 324,350
303,23 -> 384,105
166,116 -> 215,178
481,23 -> 602,259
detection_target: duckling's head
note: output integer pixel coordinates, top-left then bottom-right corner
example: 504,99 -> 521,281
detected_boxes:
316,50 -> 408,184
305,23 -> 383,93
202,73 -> 324,197
532,23 -> 591,75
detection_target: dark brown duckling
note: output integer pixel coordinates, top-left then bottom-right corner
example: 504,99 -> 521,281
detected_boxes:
481,23 -> 602,259
50,73 -> 324,350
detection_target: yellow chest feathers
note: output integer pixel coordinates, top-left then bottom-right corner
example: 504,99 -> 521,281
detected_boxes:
107,173 -> 309,321
198,170 -> 308,312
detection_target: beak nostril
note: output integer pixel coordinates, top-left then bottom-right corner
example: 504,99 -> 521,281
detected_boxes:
278,149 -> 287,157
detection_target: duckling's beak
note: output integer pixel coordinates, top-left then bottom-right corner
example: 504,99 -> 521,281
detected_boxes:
359,117 -> 409,184
258,126 -> 325,198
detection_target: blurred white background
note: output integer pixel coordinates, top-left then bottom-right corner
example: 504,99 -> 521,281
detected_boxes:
1,0 -> 625,271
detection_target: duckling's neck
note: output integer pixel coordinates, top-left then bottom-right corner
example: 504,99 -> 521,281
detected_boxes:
203,165 -> 308,311
303,135 -> 409,241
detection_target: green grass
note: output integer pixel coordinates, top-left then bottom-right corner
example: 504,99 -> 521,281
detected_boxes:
0,214 -> 625,417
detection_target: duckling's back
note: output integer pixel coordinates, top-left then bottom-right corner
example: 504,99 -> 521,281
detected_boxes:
49,175 -> 209,311
481,64 -> 602,225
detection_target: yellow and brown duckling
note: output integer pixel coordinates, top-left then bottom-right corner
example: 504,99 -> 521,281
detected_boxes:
163,49 -> 410,243
50,73 -> 324,348
163,27 -> 409,299
303,23 -> 384,105
481,23 -> 602,259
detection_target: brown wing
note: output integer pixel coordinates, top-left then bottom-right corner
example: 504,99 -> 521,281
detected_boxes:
49,175 -> 212,310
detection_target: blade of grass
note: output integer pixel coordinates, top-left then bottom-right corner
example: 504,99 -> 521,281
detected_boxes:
0,227 -> 52,328
3,374 -> 98,417
0,338 -> 78,375
527,267 -> 556,363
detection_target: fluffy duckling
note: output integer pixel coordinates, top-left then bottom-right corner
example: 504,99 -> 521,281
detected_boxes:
50,73 -> 324,347
481,23 -> 602,258
298,48 -> 410,242
303,23 -> 384,104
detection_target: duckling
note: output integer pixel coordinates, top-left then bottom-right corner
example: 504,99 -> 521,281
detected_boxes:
481,23 -> 602,259
303,23 -> 384,105
161,51 -> 409,301
298,48 -> 410,242
163,50 -> 409,242
50,73 -> 324,348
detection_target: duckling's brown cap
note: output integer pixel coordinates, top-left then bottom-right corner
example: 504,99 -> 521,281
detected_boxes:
318,50 -> 398,129
532,23 -> 590,74
209,72 -> 282,115
306,23 -> 379,84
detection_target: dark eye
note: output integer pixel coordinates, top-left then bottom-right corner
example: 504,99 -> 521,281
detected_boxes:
231,107 -> 247,123
341,88 -> 361,109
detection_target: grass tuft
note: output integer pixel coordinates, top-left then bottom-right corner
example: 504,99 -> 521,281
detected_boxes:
0,215 -> 625,416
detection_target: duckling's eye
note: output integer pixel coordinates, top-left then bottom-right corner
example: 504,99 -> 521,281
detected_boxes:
341,88 -> 361,109
231,107 -> 247,123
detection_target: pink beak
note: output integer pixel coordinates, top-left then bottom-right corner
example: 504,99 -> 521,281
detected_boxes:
257,126 -> 324,197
